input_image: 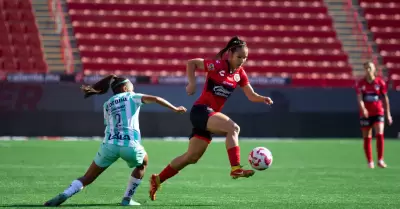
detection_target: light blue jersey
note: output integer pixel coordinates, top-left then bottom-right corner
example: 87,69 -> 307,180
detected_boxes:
103,92 -> 144,147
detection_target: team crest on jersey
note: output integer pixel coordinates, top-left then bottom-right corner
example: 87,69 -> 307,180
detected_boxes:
207,63 -> 215,71
234,74 -> 240,82
374,84 -> 380,90
361,85 -> 366,91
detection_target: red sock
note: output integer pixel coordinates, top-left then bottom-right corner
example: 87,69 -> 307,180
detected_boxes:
227,146 -> 240,167
376,133 -> 384,161
159,164 -> 179,183
363,137 -> 372,163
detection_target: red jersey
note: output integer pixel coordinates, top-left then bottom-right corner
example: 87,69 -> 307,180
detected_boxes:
356,77 -> 387,117
194,60 -> 249,112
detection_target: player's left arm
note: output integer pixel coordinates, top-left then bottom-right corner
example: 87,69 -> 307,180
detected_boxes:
381,80 -> 393,125
242,84 -> 273,104
239,70 -> 273,104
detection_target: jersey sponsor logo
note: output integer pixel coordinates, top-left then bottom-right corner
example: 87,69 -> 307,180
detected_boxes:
234,74 -> 240,82
108,132 -> 131,141
363,93 -> 379,102
219,70 -> 225,77
206,78 -> 235,98
105,97 -> 127,111
223,81 -> 234,86
213,85 -> 232,98
107,104 -> 125,113
207,63 -> 215,71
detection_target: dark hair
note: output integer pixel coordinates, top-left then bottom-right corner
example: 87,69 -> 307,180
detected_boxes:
215,36 -> 247,59
81,75 -> 129,98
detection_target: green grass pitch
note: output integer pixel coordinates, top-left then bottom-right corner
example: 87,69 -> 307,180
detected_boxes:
0,139 -> 399,209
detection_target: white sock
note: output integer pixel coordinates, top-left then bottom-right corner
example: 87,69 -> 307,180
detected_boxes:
379,160 -> 385,164
123,177 -> 142,198
63,180 -> 84,197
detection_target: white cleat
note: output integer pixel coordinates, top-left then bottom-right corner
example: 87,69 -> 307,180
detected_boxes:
120,197 -> 141,206
368,162 -> 375,169
378,160 -> 387,168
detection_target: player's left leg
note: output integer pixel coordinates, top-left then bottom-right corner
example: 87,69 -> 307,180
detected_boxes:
120,146 -> 148,206
373,116 -> 387,168
44,144 -> 119,207
206,112 -> 254,179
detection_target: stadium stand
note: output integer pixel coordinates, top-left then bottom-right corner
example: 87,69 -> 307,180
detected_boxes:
66,0 -> 355,87
0,0 -> 48,73
359,0 -> 400,89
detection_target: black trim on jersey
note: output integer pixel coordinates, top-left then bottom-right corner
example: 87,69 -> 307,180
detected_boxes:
206,78 -> 235,98
362,93 -> 381,102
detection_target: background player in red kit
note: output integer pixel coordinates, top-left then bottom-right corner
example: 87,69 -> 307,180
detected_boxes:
356,61 -> 393,169
149,36 -> 273,201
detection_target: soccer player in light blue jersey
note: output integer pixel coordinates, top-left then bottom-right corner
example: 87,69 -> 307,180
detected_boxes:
44,75 -> 187,207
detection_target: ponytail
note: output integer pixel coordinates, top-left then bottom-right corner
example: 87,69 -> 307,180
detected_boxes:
81,74 -> 117,98
215,36 -> 247,59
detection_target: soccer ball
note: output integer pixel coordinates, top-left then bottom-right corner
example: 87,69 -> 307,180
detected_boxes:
248,147 -> 273,170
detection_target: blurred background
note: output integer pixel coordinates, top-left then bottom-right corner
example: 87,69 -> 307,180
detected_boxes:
0,0 -> 399,139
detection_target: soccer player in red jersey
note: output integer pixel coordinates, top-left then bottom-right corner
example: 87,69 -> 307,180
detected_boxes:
356,61 -> 393,169
149,36 -> 273,200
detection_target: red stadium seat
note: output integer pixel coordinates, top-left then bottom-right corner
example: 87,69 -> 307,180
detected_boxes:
359,0 -> 400,87
0,0 -> 48,73
3,0 -> 18,9
67,0 -> 352,80
4,11 -> 22,21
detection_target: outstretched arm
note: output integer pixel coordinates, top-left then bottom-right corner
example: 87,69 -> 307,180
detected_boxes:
141,95 -> 187,113
242,84 -> 273,104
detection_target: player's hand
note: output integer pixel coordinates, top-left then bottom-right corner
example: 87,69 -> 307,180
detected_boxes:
386,114 -> 393,126
174,106 -> 187,114
186,83 -> 196,96
362,108 -> 369,118
264,97 -> 273,105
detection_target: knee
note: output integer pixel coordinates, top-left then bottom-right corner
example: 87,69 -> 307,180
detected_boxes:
185,153 -> 201,164
229,123 -> 240,134
136,164 -> 146,170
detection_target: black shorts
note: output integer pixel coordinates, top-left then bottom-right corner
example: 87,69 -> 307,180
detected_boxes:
360,115 -> 384,128
189,105 -> 216,142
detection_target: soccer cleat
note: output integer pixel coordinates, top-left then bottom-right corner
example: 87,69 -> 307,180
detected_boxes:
44,193 -> 69,207
378,161 -> 387,168
120,197 -> 141,206
368,162 -> 375,169
149,174 -> 161,201
230,166 -> 255,179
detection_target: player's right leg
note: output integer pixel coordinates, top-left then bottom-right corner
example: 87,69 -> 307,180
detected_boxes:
44,143 -> 119,207
150,137 -> 209,201
150,105 -> 212,201
206,112 -> 254,179
360,117 -> 374,168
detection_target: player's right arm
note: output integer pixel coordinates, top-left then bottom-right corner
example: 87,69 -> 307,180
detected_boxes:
186,58 -> 205,95
141,95 -> 187,114
357,94 -> 368,118
356,82 -> 368,118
